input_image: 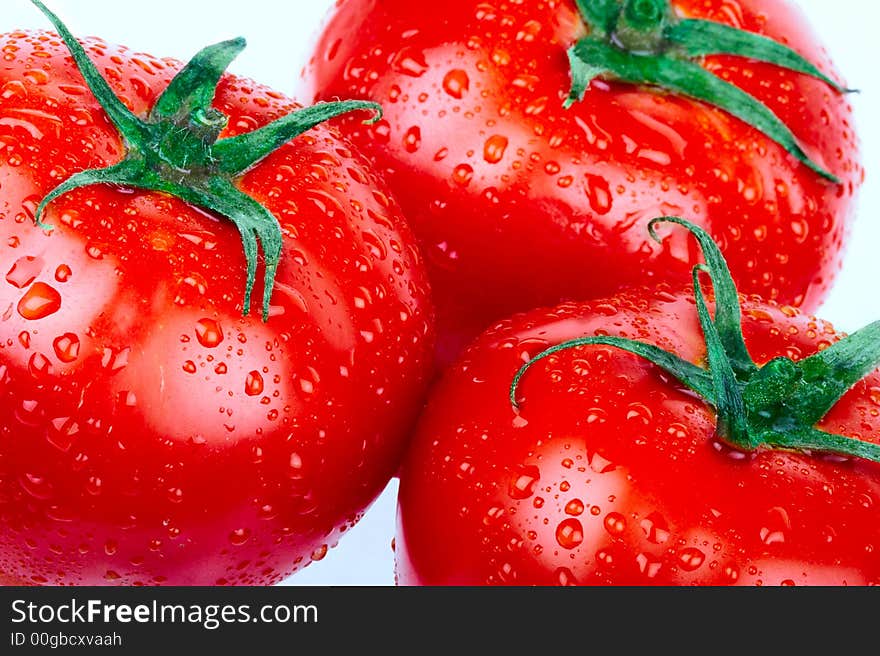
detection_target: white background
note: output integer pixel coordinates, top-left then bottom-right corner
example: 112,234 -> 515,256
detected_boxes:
1,1 -> 877,585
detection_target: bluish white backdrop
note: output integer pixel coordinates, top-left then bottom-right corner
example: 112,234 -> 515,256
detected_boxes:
0,0 -> 877,586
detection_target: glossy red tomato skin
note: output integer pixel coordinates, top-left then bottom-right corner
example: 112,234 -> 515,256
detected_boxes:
0,31 -> 433,585
395,288 -> 880,586
303,0 -> 862,364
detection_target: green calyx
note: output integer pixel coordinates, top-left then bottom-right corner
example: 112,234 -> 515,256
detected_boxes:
568,0 -> 854,183
511,217 -> 880,464
31,0 -> 382,321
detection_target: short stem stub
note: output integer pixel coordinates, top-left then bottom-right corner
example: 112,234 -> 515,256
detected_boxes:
30,0 -> 383,321
511,218 -> 880,465
613,0 -> 671,52
567,0 -> 851,182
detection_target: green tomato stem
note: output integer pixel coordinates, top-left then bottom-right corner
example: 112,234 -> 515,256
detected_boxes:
511,218 -> 880,465
30,0 -> 382,321
569,0 -> 848,182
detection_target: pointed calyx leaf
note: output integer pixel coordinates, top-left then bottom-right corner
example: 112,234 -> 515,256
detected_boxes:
690,264 -> 749,444
567,0 -> 849,182
790,321 -> 880,427
510,334 -> 715,410
166,177 -> 284,322
648,217 -> 756,379
772,427 -> 880,464
31,0 -> 146,146
666,19 -> 855,94
150,38 -> 247,122
34,160 -> 148,230
30,0 -> 382,321
213,100 -> 382,176
511,217 -> 880,465
564,48 -> 609,109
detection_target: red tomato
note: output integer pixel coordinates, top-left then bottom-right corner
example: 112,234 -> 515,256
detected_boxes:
303,0 -> 862,365
395,219 -> 880,586
0,20 -> 433,584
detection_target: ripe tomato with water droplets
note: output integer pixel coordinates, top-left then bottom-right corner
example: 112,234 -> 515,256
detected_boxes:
395,221 -> 880,586
0,26 -> 433,585
303,0 -> 862,365
397,291 -> 880,586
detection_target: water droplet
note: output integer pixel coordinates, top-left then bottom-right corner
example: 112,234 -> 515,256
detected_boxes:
182,360 -> 197,374
452,163 -> 473,187
555,567 -> 578,586
288,452 -> 304,479
640,513 -> 670,545
119,391 -> 137,407
723,565 -> 739,582
104,540 -> 118,556
491,47 -> 511,66
442,69 -> 469,98
403,126 -> 421,153
678,547 -> 705,572
391,47 -> 428,77
245,370 -> 264,396
596,547 -> 615,568
362,229 -> 388,260
258,503 -> 277,520
369,119 -> 391,144
19,472 -> 52,500
759,528 -> 785,545
174,273 -> 208,305
24,68 -> 50,85
626,402 -> 653,424
589,451 -> 616,473
759,506 -> 789,545
604,512 -> 626,535
1,80 -> 27,100
15,398 -> 42,426
229,528 -> 251,546
508,465 -> 540,499
565,499 -> 585,516
101,347 -> 130,372
195,318 -> 223,348
556,518 -> 584,549
52,333 -> 80,363
483,134 -> 508,164
636,553 -> 663,578
584,174 -> 612,215
5,255 -> 43,288
28,352 -> 53,378
85,243 -> 104,260
17,282 -> 61,320
311,544 -> 328,561
47,417 -> 79,452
